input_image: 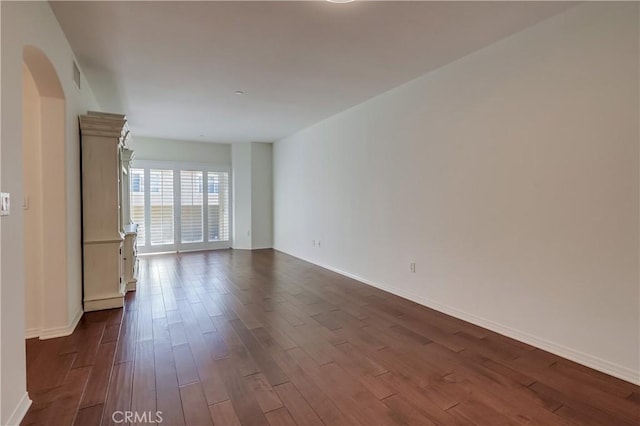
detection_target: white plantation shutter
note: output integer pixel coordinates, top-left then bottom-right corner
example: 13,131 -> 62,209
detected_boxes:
181,170 -> 204,243
130,168 -> 146,246
132,162 -> 230,253
207,172 -> 229,241
149,169 -> 174,245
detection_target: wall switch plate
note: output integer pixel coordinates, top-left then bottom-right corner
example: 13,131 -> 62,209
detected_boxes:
1,192 -> 10,216
410,262 -> 416,273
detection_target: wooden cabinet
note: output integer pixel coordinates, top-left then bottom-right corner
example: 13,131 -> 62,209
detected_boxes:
79,111 -> 138,311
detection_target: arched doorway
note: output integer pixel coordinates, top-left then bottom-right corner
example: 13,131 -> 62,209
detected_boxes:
22,46 -> 68,338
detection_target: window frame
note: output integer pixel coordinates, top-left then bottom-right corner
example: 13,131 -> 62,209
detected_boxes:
131,160 -> 232,254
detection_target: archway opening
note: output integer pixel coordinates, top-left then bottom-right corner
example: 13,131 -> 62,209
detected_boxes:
22,46 -> 67,339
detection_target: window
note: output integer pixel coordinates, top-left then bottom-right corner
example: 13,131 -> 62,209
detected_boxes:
196,174 -> 204,193
150,178 -> 161,193
131,171 -> 143,193
130,168 -> 146,246
208,175 -> 219,194
149,169 -> 174,245
181,170 -> 204,243
131,162 -> 231,253
208,172 -> 229,241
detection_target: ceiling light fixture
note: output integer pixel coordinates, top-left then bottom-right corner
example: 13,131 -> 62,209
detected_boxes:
235,90 -> 244,95
327,0 -> 355,3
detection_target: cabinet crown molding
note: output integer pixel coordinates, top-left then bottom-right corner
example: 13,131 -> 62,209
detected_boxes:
80,111 -> 128,138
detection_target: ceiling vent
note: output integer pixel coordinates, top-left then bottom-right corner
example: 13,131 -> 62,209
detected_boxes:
72,60 -> 81,89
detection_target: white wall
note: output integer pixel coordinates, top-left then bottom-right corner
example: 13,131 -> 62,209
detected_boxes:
232,142 -> 274,250
232,143 -> 253,249
0,2 -> 100,424
251,143 -> 273,249
1,2 -> 4,419
129,136 -> 231,165
274,2 -> 639,384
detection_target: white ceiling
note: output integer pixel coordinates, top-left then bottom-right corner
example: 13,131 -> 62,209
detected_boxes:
51,1 -> 574,143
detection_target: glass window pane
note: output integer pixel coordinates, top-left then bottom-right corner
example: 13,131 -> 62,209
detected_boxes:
181,170 -> 203,243
149,169 -> 174,245
130,168 -> 146,246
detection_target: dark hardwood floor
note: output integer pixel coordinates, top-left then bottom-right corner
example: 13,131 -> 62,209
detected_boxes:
22,249 -> 640,425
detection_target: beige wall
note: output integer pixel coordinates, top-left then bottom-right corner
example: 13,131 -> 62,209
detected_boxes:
274,2 -> 639,383
22,66 -> 43,337
39,96 -> 68,332
21,47 -> 68,335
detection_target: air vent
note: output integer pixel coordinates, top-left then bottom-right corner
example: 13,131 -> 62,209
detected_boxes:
72,60 -> 81,89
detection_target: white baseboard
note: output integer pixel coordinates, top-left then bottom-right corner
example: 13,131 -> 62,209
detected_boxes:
38,307 -> 83,340
84,295 -> 124,312
274,248 -> 640,385
420,295 -> 640,385
24,327 -> 41,339
231,246 -> 273,251
4,391 -> 32,426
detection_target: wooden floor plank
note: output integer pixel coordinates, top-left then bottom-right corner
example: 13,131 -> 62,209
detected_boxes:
172,343 -> 200,387
24,366 -> 92,426
265,407 -> 298,426
130,340 -> 156,424
71,321 -> 106,369
153,317 -> 186,426
101,322 -> 121,344
79,341 -> 117,408
73,404 -> 104,426
102,361 -> 134,426
179,382 -> 214,426
209,400 -> 242,426
215,356 -> 270,426
229,318 -> 290,386
269,346 -> 357,425
245,372 -> 285,413
382,394 -> 438,426
273,382 -> 323,426
448,400 -> 517,426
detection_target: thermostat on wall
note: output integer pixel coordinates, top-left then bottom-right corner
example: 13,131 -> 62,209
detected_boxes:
1,192 -> 10,216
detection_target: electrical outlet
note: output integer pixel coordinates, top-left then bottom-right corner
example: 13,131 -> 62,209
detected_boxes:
410,262 -> 416,273
317,240 -> 321,248
312,239 -> 316,247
